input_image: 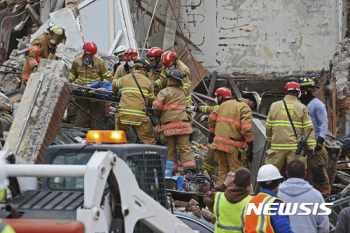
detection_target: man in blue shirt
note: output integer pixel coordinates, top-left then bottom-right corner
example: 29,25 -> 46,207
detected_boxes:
299,77 -> 330,197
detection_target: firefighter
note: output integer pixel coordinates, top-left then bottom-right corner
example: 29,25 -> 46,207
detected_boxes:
147,47 -> 167,87
158,51 -> 192,105
114,48 -> 138,80
22,22 -> 66,85
112,45 -> 128,77
265,81 -> 316,171
153,69 -> 196,180
299,77 -> 330,197
187,87 -> 232,176
0,160 -> 15,233
241,164 -> 294,233
69,42 -> 112,130
113,57 -> 155,145
208,92 -> 257,185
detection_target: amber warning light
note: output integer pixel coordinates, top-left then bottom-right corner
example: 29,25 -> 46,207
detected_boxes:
86,130 -> 127,144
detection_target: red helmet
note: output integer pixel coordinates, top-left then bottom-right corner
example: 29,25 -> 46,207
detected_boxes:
161,51 -> 177,67
124,48 -> 138,61
215,87 -> 232,99
83,42 -> 97,55
147,47 -> 163,61
285,81 -> 301,92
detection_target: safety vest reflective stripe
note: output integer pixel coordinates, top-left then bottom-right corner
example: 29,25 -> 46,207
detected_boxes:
214,136 -> 246,148
242,193 -> 278,233
163,104 -> 186,111
245,135 -> 253,142
153,99 -> 163,108
0,221 -> 7,232
158,122 -> 191,131
22,73 -> 30,80
28,59 -> 38,68
122,87 -> 151,97
119,108 -> 146,117
182,161 -> 195,168
271,143 -> 298,150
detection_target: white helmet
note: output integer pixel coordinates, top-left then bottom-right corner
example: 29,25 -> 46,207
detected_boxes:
0,160 -> 9,189
242,91 -> 262,112
114,45 -> 129,56
257,164 -> 283,182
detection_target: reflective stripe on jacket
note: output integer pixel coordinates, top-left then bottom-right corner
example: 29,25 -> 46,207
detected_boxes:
209,99 -> 253,152
22,32 -> 55,80
214,192 -> 252,233
153,79 -> 192,135
266,95 -> 316,150
113,70 -> 154,125
199,105 -> 219,114
241,193 -> 282,233
69,55 -> 112,85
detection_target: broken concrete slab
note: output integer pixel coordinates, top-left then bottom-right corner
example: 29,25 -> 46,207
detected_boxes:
4,59 -> 70,164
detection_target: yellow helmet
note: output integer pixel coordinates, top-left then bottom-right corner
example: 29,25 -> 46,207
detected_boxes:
48,22 -> 67,44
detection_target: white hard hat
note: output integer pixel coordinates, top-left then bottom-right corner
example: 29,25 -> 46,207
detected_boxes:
257,164 -> 283,182
242,91 -> 262,112
0,160 -> 9,189
114,45 -> 129,56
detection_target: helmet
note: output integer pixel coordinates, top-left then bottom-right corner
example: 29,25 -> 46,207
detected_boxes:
257,164 -> 283,182
124,48 -> 138,61
0,160 -> 8,190
161,51 -> 177,68
285,81 -> 301,93
147,47 -> 163,61
215,87 -> 232,99
48,22 -> 66,44
83,42 -> 98,55
134,57 -> 151,69
242,91 -> 261,111
114,45 -> 128,56
167,69 -> 183,81
298,76 -> 319,88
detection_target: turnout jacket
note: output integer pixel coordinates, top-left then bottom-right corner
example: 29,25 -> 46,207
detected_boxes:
208,98 -> 253,153
70,55 -> 112,85
154,60 -> 192,104
22,32 -> 56,81
198,105 -> 219,114
112,70 -> 155,126
266,95 -> 316,150
114,62 -> 134,80
153,79 -> 192,136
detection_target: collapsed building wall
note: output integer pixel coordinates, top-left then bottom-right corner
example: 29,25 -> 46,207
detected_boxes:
4,60 -> 70,164
137,0 -> 345,75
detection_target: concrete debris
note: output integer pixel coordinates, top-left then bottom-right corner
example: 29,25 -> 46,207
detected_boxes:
0,92 -> 12,111
4,60 -> 70,164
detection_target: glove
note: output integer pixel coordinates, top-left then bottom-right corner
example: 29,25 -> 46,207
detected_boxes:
32,66 -> 38,73
200,115 -> 209,122
308,149 -> 315,159
208,133 -> 215,144
247,142 -> 254,163
315,137 -> 324,152
186,106 -> 198,112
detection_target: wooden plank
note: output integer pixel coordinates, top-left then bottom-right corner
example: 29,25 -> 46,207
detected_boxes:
163,0 -> 180,50
25,4 -> 42,27
206,72 -> 217,104
332,77 -> 337,135
227,77 -> 242,99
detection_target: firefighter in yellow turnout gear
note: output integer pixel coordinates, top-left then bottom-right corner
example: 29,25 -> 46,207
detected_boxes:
265,81 -> 316,171
187,87 -> 232,176
153,69 -> 196,180
22,23 -> 66,85
0,161 -> 15,233
208,93 -> 257,185
113,57 -> 155,145
69,42 -> 112,130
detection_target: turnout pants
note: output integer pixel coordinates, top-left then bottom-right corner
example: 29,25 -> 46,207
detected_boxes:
264,149 -> 300,171
307,147 -> 330,197
163,134 -> 196,172
115,113 -> 155,145
74,99 -> 105,130
202,148 -> 216,176
214,147 -> 244,185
